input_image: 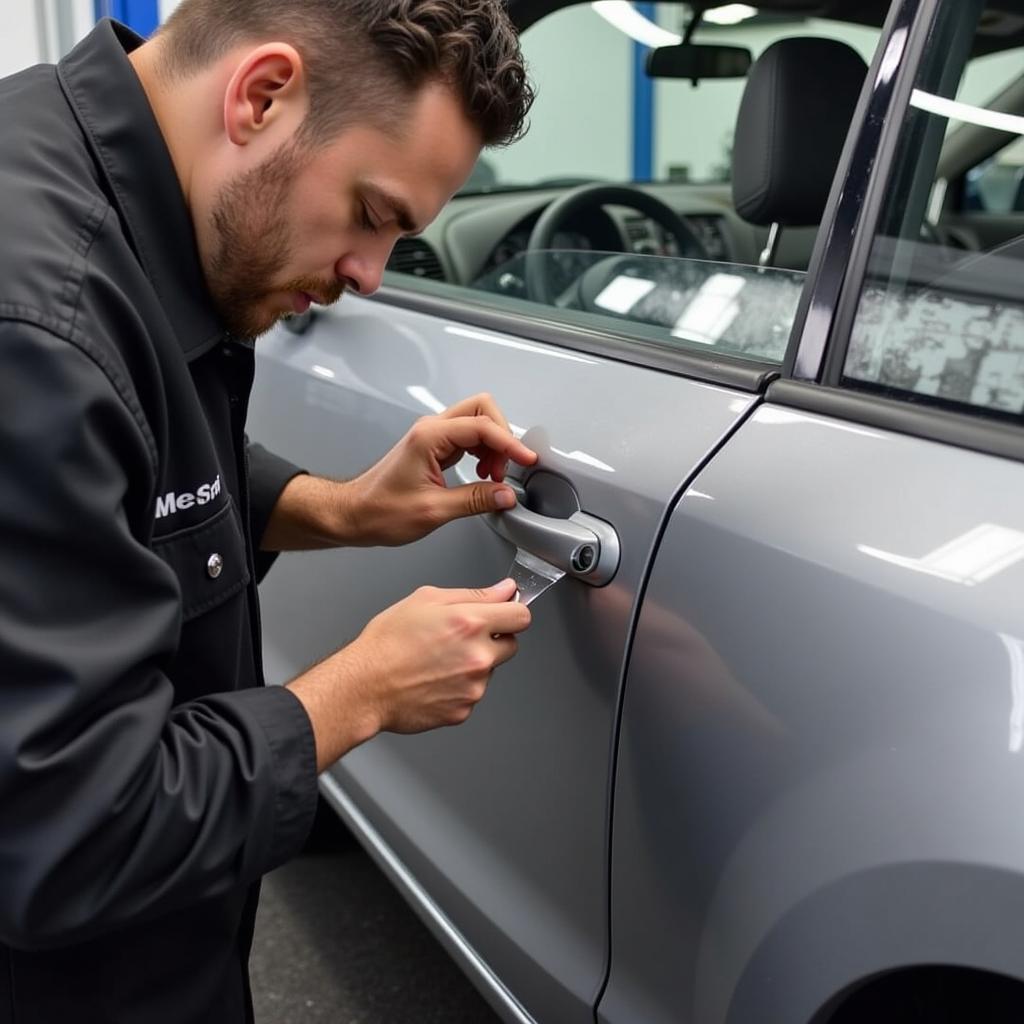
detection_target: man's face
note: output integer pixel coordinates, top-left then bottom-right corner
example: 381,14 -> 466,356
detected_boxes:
203,82 -> 481,340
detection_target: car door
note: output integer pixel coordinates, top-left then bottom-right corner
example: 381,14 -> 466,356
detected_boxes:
249,283 -> 773,1023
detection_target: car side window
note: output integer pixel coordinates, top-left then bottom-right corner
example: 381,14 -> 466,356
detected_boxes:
384,5 -> 880,370
843,1 -> 1024,419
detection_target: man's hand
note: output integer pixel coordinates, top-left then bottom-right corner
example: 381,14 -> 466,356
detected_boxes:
286,579 -> 531,770
346,393 -> 537,546
260,393 -> 537,551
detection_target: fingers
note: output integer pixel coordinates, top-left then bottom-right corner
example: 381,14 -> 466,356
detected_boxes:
475,598 -> 533,637
441,392 -> 510,433
424,415 -> 537,470
419,578 -> 519,605
490,634 -> 519,668
431,480 -> 516,520
413,582 -> 532,633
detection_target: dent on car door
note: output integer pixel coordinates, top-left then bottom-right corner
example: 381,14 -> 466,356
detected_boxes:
599,5 -> 1024,1024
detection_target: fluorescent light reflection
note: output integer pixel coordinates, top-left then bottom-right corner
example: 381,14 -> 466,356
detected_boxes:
445,325 -> 596,364
1002,633 -> 1024,754
551,447 -> 615,473
910,89 -> 1024,135
311,364 -> 335,379
591,2 -> 681,46
406,385 -> 447,414
594,275 -> 657,314
704,4 -> 757,25
859,523 -> 1024,586
672,273 -> 746,345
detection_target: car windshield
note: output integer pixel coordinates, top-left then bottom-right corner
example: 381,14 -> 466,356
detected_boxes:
459,3 -> 881,194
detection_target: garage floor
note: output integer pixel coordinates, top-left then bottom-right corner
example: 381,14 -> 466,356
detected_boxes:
250,804 -> 502,1024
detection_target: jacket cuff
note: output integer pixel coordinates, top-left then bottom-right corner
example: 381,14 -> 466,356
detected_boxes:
231,685 -> 319,872
246,441 -> 305,582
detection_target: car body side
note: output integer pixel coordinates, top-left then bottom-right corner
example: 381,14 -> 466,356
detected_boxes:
249,0 -> 1024,1020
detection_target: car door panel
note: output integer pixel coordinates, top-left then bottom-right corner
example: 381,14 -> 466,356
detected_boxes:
249,294 -> 761,1022
600,403 -> 1024,1024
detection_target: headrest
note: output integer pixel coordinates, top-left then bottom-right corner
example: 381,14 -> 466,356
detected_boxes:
731,37 -> 868,227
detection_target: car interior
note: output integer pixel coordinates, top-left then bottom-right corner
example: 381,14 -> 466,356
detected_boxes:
378,0 -> 1024,372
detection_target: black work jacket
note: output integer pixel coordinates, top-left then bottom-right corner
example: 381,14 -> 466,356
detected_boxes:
0,20 -> 319,1024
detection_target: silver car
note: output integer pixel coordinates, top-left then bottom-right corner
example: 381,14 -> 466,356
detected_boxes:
249,0 -> 1024,1020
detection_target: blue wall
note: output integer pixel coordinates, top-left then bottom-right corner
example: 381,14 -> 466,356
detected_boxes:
94,0 -> 160,38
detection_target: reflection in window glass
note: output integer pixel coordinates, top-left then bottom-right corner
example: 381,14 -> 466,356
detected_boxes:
965,136 -> 1024,214
468,4 -> 879,192
844,1 -> 1024,418
847,276 -> 1024,415
470,250 -> 803,364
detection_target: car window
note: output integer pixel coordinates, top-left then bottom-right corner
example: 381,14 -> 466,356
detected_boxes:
471,250 -> 805,363
383,4 -> 880,370
843,0 -> 1024,419
462,4 -> 879,192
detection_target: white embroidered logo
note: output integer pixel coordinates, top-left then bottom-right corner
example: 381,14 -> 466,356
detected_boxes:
154,474 -> 222,520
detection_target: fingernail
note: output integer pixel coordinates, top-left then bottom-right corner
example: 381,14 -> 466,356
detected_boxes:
494,489 -> 515,510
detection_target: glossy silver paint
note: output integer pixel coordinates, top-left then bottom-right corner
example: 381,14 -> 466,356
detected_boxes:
599,403 -> 1024,1024
317,772 -> 536,1024
250,293 -> 757,1023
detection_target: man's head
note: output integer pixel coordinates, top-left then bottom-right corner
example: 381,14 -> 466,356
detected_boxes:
133,0 -> 533,339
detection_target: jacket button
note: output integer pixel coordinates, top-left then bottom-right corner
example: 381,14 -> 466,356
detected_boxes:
207,553 -> 224,579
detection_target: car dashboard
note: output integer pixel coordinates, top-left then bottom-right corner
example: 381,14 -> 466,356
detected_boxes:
384,182 -> 823,295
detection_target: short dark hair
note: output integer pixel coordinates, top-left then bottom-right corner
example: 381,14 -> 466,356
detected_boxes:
158,0 -> 533,148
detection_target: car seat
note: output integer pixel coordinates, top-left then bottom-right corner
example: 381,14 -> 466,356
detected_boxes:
731,37 -> 868,267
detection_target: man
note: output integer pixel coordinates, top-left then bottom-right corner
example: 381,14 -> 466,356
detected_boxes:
0,1 -> 536,1021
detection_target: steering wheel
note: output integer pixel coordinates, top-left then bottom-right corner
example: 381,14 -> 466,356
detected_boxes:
524,184 -> 709,304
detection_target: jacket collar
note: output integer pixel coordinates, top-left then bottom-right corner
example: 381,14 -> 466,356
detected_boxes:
57,19 -> 224,359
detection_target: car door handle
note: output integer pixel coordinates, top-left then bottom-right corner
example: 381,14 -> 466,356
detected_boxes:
455,466 -> 620,586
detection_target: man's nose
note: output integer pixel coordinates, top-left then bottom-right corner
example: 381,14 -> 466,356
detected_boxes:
335,245 -> 392,298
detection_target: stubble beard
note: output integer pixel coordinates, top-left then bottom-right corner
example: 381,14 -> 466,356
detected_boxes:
206,141 -> 343,341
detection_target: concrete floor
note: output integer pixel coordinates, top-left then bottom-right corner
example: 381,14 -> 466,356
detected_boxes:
250,804 -> 502,1024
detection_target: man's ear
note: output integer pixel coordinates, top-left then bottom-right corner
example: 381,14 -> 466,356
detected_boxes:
223,44 -> 308,146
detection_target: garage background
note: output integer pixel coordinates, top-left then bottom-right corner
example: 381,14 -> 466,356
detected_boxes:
3,0 -> 898,184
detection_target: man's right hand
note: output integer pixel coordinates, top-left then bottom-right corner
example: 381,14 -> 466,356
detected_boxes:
286,578 -> 530,771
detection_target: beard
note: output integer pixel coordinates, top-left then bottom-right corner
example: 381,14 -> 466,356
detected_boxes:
205,141 -> 344,341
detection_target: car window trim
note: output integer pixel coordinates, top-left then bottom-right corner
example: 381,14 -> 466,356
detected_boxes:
768,378 -> 1024,464
784,0 -> 933,383
366,283 -> 779,393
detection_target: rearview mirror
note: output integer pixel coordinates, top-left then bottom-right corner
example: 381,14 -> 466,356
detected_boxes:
646,43 -> 752,80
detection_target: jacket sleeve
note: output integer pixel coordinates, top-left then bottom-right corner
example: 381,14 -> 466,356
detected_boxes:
246,438 -> 306,582
0,321 -> 318,951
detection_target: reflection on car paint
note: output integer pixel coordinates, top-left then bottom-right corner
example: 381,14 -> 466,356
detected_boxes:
406,384 -> 447,414
550,447 -> 616,473
857,522 -> 1024,586
1000,632 -> 1024,753
444,324 -> 598,363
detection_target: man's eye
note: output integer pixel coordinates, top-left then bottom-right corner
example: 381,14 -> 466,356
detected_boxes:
360,205 -> 379,235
